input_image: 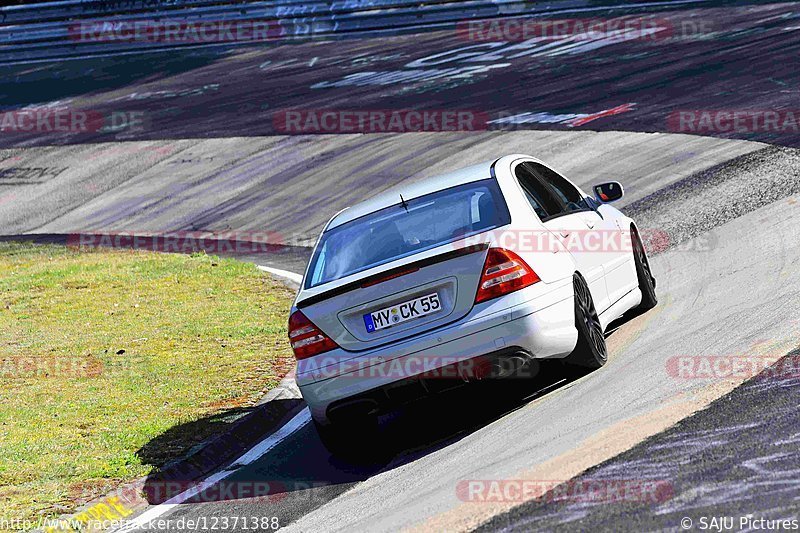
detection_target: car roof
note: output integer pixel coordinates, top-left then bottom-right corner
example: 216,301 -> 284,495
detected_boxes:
327,159 -> 497,230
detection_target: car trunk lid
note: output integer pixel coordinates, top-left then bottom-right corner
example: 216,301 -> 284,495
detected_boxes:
296,242 -> 488,352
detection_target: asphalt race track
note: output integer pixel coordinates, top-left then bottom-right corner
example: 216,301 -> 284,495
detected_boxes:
261,149 -> 800,533
4,2 -> 800,147
2,1 -> 800,532
4,132 -> 800,531
106,159 -> 800,532
478,348 -> 800,531
0,131 -> 765,243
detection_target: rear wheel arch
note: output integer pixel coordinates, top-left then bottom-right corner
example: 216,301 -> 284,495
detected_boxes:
566,272 -> 607,369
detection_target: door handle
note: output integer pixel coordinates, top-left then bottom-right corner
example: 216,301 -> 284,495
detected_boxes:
585,221 -> 595,229
560,231 -> 570,238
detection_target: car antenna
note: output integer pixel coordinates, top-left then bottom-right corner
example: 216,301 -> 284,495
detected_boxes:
400,194 -> 409,213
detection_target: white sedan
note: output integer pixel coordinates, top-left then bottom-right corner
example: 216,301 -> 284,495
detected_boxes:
287,154 -> 657,455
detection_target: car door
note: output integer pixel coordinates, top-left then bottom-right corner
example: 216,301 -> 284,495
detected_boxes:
509,162 -> 577,284
523,162 -> 612,313
585,195 -> 638,305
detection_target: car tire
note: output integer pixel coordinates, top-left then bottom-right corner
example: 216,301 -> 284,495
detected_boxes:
632,229 -> 658,311
313,416 -> 384,462
565,273 -> 608,369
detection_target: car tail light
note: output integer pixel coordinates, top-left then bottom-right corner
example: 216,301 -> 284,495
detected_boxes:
474,248 -> 540,304
288,310 -> 338,360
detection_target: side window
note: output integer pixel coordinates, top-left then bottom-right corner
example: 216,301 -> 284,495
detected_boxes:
514,164 -> 561,220
585,196 -> 601,210
528,163 -> 590,214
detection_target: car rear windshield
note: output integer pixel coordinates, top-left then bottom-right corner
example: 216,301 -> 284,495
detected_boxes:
305,178 -> 510,288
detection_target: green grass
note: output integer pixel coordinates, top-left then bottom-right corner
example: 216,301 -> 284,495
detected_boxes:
0,242 -> 296,523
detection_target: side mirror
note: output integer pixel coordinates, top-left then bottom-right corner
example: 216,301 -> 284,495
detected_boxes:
593,181 -> 624,203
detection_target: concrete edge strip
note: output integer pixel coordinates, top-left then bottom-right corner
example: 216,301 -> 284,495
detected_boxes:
37,398 -> 308,532
257,265 -> 303,285
113,409 -> 312,533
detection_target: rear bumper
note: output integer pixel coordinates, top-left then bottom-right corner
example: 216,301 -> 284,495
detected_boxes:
297,281 -> 577,424
322,347 -> 534,425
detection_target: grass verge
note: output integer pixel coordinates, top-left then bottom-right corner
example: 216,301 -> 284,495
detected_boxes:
0,242 -> 296,523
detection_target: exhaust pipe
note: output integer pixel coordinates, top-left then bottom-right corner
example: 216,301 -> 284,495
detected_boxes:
460,351 -> 535,381
490,352 -> 532,379
327,398 -> 380,423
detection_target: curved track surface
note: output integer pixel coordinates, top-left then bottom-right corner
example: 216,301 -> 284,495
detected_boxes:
3,130 -> 799,531
3,3 -> 800,148
3,1 -> 800,531
0,131 -> 765,243
268,149 -> 800,533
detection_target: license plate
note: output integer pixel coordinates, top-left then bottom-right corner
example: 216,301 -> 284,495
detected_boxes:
363,292 -> 441,333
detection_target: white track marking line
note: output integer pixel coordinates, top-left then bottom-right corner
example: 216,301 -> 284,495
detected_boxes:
113,408 -> 311,533
257,265 -> 303,284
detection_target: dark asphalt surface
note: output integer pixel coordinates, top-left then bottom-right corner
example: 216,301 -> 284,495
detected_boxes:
133,364 -> 605,531
477,348 -> 800,532
4,1 -> 800,531
0,130 -> 763,248
472,144 -> 800,532
117,146 -> 800,532
4,2 -> 800,147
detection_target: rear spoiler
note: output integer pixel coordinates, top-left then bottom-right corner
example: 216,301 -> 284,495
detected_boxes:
296,242 -> 489,309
